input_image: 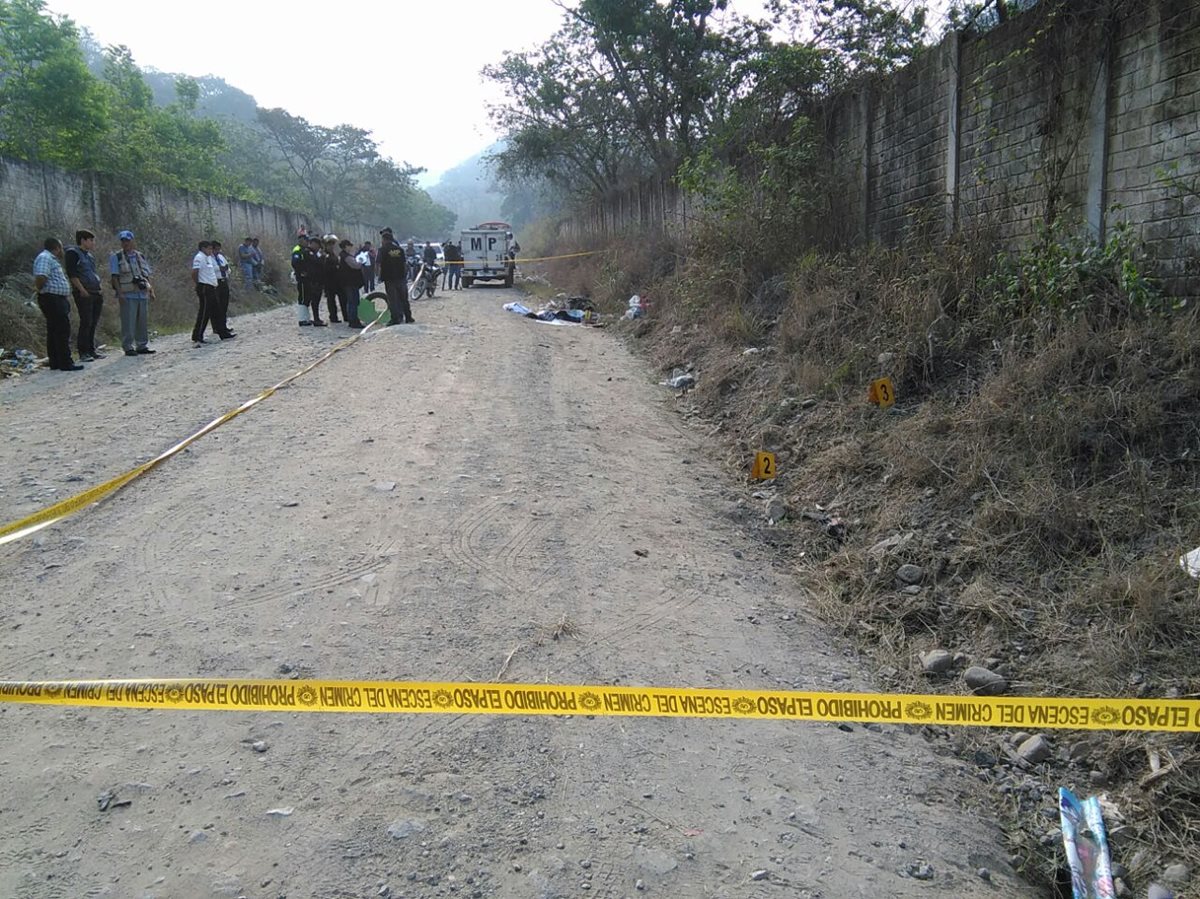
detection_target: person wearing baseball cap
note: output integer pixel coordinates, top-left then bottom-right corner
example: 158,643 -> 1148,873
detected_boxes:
109,230 -> 157,356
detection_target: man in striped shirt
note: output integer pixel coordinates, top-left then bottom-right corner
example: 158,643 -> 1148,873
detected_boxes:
33,238 -> 83,372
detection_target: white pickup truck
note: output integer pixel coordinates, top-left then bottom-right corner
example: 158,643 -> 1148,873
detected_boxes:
460,222 -> 517,288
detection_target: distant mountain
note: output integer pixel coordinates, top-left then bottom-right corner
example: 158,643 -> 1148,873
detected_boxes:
77,27 -> 259,123
428,145 -> 507,232
148,73 -> 260,123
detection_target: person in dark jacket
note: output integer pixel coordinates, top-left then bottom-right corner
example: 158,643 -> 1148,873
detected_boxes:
321,236 -> 343,323
64,229 -> 105,360
377,230 -> 413,325
337,239 -> 366,328
291,233 -> 312,326
304,236 -> 328,326
445,241 -> 463,290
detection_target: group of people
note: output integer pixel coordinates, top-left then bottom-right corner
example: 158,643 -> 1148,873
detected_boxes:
290,228 -> 384,329
190,240 -> 237,346
28,222 -> 477,373
235,237 -> 266,287
32,228 -> 159,371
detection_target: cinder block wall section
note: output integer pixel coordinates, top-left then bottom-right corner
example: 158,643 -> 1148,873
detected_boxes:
0,157 -> 382,262
582,0 -> 1199,298
867,37 -> 957,246
1106,0 -> 1200,298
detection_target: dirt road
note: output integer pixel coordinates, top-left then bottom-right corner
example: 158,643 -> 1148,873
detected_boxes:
0,289 -> 1034,898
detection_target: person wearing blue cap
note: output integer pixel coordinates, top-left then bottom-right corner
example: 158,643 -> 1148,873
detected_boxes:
109,230 -> 157,356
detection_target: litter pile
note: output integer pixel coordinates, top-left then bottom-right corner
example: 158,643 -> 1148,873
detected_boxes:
0,348 -> 39,378
503,295 -> 600,326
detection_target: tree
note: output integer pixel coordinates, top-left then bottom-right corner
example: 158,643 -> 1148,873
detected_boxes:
766,0 -> 929,84
256,107 -> 451,229
0,0 -> 109,168
485,0 -> 764,203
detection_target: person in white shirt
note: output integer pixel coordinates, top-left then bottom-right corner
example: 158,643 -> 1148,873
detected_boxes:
191,241 -> 221,347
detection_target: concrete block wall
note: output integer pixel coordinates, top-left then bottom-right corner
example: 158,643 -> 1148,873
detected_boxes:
1106,0 -> 1200,297
578,0 -> 1198,299
0,157 -> 383,267
868,38 -> 956,245
821,88 -> 872,246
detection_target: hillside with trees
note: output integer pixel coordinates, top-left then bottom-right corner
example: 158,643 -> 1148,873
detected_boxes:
0,0 -> 452,235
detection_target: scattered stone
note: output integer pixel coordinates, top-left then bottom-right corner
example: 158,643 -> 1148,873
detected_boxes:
372,482 -> 396,492
801,398 -> 817,408
973,749 -> 997,768
633,848 -> 678,875
1162,865 -> 1190,885
387,819 -> 426,840
378,886 -> 392,897
869,532 -> 913,556
265,807 -> 293,817
1114,877 -> 1132,898
1011,731 -> 1031,746
906,861 -> 935,880
1113,864 -> 1129,881
919,649 -> 954,674
1068,741 -> 1092,762
1147,884 -> 1173,899
765,498 -> 788,523
878,352 -> 895,365
251,740 -> 268,753
750,870 -> 769,882
512,862 -> 522,873
964,666 -> 1008,696
977,868 -> 991,882
282,501 -> 299,508
902,584 -> 922,595
96,790 -> 131,812
1017,735 -> 1052,765
896,564 -> 924,584
188,830 -> 208,844
635,880 -> 645,891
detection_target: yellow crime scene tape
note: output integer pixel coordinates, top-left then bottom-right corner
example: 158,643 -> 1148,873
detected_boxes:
0,679 -> 1196,732
0,312 -> 386,547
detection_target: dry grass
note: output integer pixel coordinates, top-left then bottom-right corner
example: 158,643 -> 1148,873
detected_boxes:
568,225 -> 1200,887
0,221 -> 295,357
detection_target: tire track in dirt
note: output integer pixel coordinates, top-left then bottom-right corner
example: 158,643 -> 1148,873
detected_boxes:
0,298 -> 1035,899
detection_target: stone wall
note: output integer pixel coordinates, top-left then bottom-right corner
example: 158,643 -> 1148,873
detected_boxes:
0,157 -> 383,264
582,0 -> 1200,297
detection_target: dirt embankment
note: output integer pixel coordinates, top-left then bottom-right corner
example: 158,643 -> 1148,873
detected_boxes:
527,234 -> 1200,897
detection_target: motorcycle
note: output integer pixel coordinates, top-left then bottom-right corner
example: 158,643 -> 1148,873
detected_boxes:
409,259 -> 441,299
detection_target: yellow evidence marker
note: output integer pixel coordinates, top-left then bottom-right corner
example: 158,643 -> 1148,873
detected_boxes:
752,451 -> 777,480
868,377 -> 896,409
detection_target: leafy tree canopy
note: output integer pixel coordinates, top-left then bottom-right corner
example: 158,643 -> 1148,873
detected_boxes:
0,0 -> 451,233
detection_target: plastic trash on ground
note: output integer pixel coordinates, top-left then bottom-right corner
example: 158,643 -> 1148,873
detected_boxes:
624,294 -> 648,320
1059,787 -> 1115,899
1179,546 -> 1200,577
